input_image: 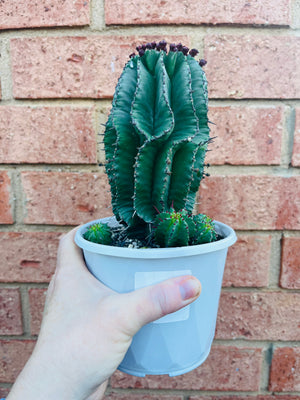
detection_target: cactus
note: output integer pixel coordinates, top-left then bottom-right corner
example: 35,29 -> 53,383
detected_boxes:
101,40 -> 217,247
104,41 -> 210,228
190,214 -> 217,245
83,222 -> 112,245
154,209 -> 193,247
154,209 -> 216,248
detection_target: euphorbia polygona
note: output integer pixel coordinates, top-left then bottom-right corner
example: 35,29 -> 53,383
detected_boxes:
154,209 -> 216,247
95,40 -> 216,247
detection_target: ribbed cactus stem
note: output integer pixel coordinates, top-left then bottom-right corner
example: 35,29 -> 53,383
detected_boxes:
191,214 -> 217,244
154,209 -> 191,247
104,42 -> 210,228
153,209 -> 216,247
83,223 -> 112,245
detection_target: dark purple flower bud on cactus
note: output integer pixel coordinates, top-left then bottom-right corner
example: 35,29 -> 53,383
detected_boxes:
177,43 -> 183,51
139,49 -> 145,57
142,44 -> 146,51
129,52 -> 136,58
182,46 -> 189,56
199,59 -> 207,67
169,43 -> 177,52
151,41 -> 157,49
146,43 -> 152,49
189,48 -> 199,57
157,40 -> 167,52
136,45 -> 142,52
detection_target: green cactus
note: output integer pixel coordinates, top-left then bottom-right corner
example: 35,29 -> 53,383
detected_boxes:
104,41 -> 210,228
154,209 -> 216,248
101,40 -> 217,247
190,214 -> 217,245
154,209 -> 191,247
83,223 -> 112,245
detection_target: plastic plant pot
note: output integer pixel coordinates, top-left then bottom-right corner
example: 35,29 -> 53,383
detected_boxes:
75,216 -> 237,377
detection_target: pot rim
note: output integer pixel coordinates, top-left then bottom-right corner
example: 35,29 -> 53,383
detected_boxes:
75,216 -> 237,259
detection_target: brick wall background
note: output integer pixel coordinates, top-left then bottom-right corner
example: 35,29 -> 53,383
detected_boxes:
0,0 -> 299,398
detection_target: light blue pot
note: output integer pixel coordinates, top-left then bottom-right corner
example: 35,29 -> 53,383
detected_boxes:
75,217 -> 237,377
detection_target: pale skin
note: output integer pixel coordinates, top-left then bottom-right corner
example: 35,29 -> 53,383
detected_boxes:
7,228 -> 201,400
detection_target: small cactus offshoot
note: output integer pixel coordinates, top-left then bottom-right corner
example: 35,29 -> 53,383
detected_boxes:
83,223 -> 112,245
190,214 -> 217,245
154,209 -> 217,248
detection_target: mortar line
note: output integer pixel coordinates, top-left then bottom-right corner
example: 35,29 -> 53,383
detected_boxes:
102,386 -> 300,396
0,37 -> 13,101
285,106 -> 297,165
19,284 -> 31,337
1,23 -> 299,39
1,98 -> 300,107
260,342 -> 275,391
268,232 -> 283,288
1,164 -> 300,174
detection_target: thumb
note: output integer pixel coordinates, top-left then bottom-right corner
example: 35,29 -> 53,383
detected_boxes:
120,275 -> 201,336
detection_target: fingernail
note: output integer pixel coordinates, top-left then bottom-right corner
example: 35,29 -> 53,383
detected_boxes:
179,278 -> 201,301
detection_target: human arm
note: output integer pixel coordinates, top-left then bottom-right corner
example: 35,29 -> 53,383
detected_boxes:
7,227 -> 201,400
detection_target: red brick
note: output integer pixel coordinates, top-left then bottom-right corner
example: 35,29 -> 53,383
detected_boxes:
204,35 -> 300,99
0,172 -> 13,224
198,175 -> 300,230
292,108 -> 300,166
280,237 -> 300,289
0,232 -> 59,283
0,340 -> 35,382
21,172 -> 111,225
29,289 -> 47,336
11,35 -> 188,99
0,106 -> 96,164
0,289 -> 23,335
222,235 -> 271,288
269,347 -> 300,392
215,292 -> 300,341
111,346 -> 262,391
0,0 -> 90,29
105,394 -> 182,400
207,106 -> 283,165
0,387 -> 10,398
105,0 -> 290,26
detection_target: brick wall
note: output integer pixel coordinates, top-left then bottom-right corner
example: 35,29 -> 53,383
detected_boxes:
0,0 -> 299,398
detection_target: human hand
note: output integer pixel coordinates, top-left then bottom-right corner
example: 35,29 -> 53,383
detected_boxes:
7,227 -> 201,400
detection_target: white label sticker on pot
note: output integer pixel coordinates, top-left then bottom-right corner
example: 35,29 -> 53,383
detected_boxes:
134,270 -> 192,324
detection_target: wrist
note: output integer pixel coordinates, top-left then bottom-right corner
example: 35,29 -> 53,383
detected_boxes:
6,348 -> 86,400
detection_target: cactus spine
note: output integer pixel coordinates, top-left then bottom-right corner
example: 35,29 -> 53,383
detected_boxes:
104,41 -> 210,231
